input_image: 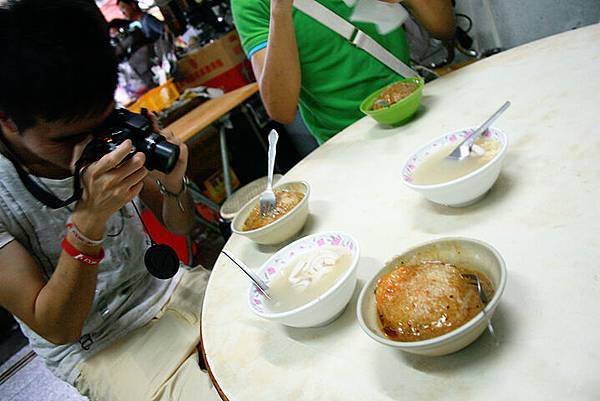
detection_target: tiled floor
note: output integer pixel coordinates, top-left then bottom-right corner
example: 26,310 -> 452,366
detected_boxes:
0,344 -> 88,401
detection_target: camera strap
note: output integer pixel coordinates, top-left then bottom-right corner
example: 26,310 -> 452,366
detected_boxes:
13,163 -> 83,209
0,135 -> 82,208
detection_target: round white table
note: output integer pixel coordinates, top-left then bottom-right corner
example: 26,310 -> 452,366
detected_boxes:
201,24 -> 600,401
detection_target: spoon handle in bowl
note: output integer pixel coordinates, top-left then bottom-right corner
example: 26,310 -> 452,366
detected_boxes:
450,101 -> 511,160
465,101 -> 510,145
221,250 -> 272,299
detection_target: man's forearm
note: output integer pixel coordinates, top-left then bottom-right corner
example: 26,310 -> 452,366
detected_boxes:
258,2 -> 301,124
403,0 -> 455,40
161,190 -> 195,235
33,215 -> 105,344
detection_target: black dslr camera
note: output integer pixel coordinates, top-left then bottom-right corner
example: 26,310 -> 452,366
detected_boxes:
78,109 -> 179,174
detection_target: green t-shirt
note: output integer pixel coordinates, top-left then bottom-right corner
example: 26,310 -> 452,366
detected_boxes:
232,0 -> 411,144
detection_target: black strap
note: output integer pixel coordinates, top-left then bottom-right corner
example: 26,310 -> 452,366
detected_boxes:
15,167 -> 81,209
0,134 -> 82,209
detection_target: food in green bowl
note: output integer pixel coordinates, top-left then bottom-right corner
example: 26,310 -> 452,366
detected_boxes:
360,77 -> 424,126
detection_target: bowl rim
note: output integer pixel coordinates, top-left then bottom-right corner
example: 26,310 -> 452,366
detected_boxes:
360,76 -> 425,115
248,231 -> 361,319
231,180 -> 310,235
401,127 -> 509,190
356,236 -> 507,349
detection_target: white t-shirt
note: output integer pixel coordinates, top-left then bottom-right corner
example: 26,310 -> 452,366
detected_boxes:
0,154 -> 182,385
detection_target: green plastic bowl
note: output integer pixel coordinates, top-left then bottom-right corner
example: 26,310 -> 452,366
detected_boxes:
359,77 -> 424,126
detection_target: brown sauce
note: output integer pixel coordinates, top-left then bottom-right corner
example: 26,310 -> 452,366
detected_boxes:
374,260 -> 494,342
371,82 -> 418,110
242,190 -> 305,231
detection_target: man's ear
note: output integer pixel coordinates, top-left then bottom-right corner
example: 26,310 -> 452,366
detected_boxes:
0,112 -> 19,135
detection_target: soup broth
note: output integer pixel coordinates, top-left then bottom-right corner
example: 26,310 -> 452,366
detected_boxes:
266,246 -> 352,313
412,137 -> 500,185
242,190 -> 305,231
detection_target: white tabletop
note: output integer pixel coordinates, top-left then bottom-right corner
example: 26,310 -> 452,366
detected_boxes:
201,24 -> 600,401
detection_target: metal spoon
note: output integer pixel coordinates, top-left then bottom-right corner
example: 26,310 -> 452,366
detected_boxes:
461,273 -> 499,346
221,250 -> 272,300
446,101 -> 511,161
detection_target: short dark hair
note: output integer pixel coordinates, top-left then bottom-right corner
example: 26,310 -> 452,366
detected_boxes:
116,0 -> 140,8
0,0 -> 118,131
108,18 -> 131,30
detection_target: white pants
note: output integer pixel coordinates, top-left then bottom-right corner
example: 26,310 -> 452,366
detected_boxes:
75,267 -> 221,401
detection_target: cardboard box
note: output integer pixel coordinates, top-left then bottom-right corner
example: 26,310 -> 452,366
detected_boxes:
176,30 -> 253,92
203,168 -> 240,204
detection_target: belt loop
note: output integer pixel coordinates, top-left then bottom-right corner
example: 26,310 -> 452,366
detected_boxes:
79,334 -> 94,351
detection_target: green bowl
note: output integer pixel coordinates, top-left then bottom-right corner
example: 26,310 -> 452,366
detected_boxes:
359,77 -> 424,126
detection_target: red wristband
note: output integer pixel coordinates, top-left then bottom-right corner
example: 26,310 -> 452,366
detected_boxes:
61,237 -> 104,266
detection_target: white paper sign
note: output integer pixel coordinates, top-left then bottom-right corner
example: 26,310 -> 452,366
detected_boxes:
349,0 -> 409,35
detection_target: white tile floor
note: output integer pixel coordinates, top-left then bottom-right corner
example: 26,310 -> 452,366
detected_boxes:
0,345 -> 87,401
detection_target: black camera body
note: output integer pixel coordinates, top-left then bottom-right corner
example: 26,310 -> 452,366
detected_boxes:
78,109 -> 179,174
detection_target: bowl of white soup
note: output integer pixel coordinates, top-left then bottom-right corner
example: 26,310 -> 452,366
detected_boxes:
401,127 -> 508,207
248,232 -> 360,328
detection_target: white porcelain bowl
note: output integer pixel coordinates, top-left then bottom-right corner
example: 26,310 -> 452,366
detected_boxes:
249,232 -> 360,328
401,127 -> 508,207
357,237 -> 507,356
231,181 -> 310,245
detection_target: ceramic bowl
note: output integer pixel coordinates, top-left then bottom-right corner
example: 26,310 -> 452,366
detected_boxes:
359,77 -> 424,126
249,232 -> 360,328
401,127 -> 508,207
357,237 -> 507,356
231,181 -> 310,245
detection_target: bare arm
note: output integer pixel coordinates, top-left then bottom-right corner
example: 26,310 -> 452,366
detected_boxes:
139,121 -> 195,236
0,140 -> 148,344
251,0 -> 301,125
139,177 -> 195,236
400,0 -> 456,40
0,233 -> 99,345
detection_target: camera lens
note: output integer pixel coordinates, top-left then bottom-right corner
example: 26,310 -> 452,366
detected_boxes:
153,140 -> 180,174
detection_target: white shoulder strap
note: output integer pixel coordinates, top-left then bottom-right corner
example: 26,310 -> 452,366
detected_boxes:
293,0 -> 419,78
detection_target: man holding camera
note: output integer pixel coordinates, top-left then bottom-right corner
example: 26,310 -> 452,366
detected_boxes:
232,0 -> 455,144
0,1 -> 218,400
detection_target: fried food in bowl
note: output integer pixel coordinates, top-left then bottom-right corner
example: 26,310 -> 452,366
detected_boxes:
359,77 -> 424,126
371,81 -> 419,110
375,261 -> 493,342
357,237 -> 507,356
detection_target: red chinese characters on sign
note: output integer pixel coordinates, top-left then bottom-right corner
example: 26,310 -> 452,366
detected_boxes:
185,59 -> 225,76
180,59 -> 226,85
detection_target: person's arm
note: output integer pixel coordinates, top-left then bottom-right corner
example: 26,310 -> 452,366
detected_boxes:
142,13 -> 164,41
250,0 -> 301,125
0,141 -> 148,344
394,0 -> 455,40
139,120 -> 195,236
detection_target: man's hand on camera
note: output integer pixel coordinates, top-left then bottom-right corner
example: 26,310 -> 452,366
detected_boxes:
146,113 -> 189,194
150,129 -> 188,193
70,139 -> 148,238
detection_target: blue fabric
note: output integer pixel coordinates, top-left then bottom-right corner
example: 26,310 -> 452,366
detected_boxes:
141,13 -> 164,41
247,41 -> 268,59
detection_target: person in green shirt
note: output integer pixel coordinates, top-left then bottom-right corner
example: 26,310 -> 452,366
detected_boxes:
231,0 -> 455,144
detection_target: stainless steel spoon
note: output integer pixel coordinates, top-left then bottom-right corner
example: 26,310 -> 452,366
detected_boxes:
221,250 -> 272,300
446,101 -> 511,161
